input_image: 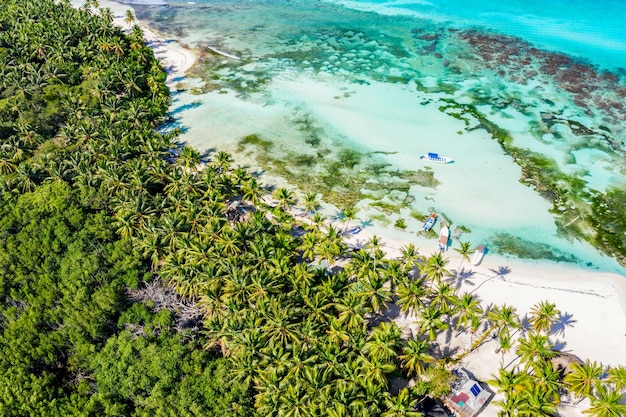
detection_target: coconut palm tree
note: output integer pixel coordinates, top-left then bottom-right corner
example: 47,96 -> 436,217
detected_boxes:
342,206 -> 358,232
533,361 -> 563,402
124,9 -> 135,27
454,240 -> 472,279
415,304 -> 448,341
583,383 -> 626,417
398,338 -> 434,379
422,252 -> 450,286
358,274 -> 392,316
455,292 -> 483,333
302,192 -> 319,216
606,365 -> 626,393
496,329 -> 513,367
363,321 -> 402,362
335,292 -> 367,332
518,384 -> 558,417
382,388 -> 421,417
396,277 -> 428,316
515,331 -> 557,372
274,187 -> 296,213
564,360 -> 604,400
487,304 -> 520,336
489,367 -> 531,396
528,300 -> 561,334
399,243 -> 422,274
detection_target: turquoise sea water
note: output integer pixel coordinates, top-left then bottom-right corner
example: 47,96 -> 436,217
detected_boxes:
128,0 -> 626,274
328,0 -> 626,71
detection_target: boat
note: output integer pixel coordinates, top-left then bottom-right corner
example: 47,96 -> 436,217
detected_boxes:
420,152 -> 453,164
422,213 -> 437,232
438,226 -> 449,251
471,245 -> 486,266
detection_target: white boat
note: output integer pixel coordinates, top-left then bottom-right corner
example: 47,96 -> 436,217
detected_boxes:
471,245 -> 486,266
420,152 -> 453,164
438,226 -> 449,251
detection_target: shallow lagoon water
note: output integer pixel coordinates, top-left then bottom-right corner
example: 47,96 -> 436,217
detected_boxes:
131,0 -> 626,273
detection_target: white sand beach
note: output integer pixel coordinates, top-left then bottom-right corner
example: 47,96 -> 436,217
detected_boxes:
342,227 -> 626,366
342,226 -> 626,416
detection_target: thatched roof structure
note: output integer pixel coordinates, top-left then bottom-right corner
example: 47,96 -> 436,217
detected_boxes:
551,351 -> 584,377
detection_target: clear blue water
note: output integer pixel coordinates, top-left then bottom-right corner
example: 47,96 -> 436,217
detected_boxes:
130,0 -> 626,274
327,0 -> 626,71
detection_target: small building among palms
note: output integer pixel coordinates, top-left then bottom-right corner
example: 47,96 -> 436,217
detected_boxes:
444,369 -> 492,417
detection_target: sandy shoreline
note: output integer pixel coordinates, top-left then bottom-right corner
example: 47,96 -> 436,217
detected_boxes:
343,228 -> 626,366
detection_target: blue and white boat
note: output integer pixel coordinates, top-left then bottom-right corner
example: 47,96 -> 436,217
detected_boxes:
420,152 -> 453,164
422,213 -> 437,232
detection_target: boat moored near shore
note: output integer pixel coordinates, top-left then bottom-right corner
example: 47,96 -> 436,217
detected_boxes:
423,213 -> 438,232
471,245 -> 486,266
438,226 -> 450,251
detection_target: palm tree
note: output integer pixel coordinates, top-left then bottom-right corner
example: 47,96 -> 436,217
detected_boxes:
455,293 -> 483,333
366,235 -> 385,269
606,365 -> 626,393
363,321 -> 402,363
489,367 -> 531,397
177,145 -> 201,171
382,389 -> 421,417
421,252 -> 450,286
358,274 -> 392,315
302,192 -> 319,216
430,281 -> 460,318
515,331 -> 557,372
528,300 -> 561,334
533,361 -> 563,402
415,304 -> 448,341
454,240 -> 472,279
399,243 -> 422,274
124,9 -> 135,27
486,304 -> 519,336
334,292 -> 367,332
241,177 -> 262,205
496,330 -> 513,367
357,355 -> 395,391
518,384 -> 558,417
274,187 -> 296,212
583,383 -> 626,417
398,338 -> 434,379
396,277 -> 428,316
564,360 -> 604,400
493,391 -> 525,417
342,206 -> 358,232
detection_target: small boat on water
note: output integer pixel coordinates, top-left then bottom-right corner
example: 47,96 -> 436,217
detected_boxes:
438,226 -> 449,251
471,245 -> 486,266
422,213 -> 437,232
420,152 -> 453,164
